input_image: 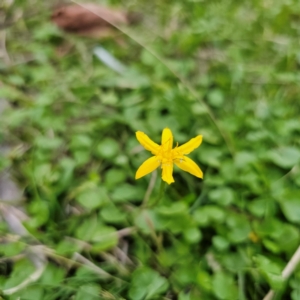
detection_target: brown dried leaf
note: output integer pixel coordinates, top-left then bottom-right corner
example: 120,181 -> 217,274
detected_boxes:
51,3 -> 129,38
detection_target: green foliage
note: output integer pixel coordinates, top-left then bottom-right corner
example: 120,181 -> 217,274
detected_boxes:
212,272 -> 238,300
129,267 -> 169,300
1,0 -> 300,299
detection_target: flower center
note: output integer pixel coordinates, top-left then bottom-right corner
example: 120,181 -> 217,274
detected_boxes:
156,146 -> 184,166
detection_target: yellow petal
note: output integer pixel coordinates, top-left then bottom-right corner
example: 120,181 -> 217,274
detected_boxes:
177,135 -> 202,155
161,128 -> 173,151
175,156 -> 203,178
136,131 -> 160,155
136,156 -> 160,179
162,163 -> 175,184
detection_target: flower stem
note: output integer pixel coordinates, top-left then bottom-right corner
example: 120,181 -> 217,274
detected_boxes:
149,179 -> 166,207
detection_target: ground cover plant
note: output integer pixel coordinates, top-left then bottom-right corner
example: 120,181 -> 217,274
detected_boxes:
1,0 -> 300,299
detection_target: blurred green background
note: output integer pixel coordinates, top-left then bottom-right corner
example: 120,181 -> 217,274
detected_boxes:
1,0 -> 300,299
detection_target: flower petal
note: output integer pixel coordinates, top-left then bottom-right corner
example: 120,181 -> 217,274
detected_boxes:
162,163 -> 175,184
136,131 -> 160,155
177,135 -> 202,155
174,156 -> 203,178
161,128 -> 173,151
136,156 -> 160,179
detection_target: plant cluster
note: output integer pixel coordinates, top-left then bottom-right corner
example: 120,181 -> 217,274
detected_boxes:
0,0 -> 300,299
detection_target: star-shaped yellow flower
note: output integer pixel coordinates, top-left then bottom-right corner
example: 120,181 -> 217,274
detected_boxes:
135,128 -> 203,184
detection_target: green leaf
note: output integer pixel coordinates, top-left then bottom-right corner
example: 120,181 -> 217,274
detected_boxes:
172,265 -> 198,285
212,236 -> 229,251
221,252 -> 248,272
75,216 -> 98,241
198,146 -> 223,167
75,284 -> 101,300
263,239 -> 281,254
193,206 -> 225,226
128,267 -> 169,300
279,191 -> 300,223
111,183 -> 144,203
183,227 -> 202,244
56,239 -> 81,256
91,226 -> 118,251
73,149 -> 91,165
101,92 -> 118,106
0,241 -> 26,256
134,209 -> 164,233
253,218 -> 283,238
290,278 -> 300,300
27,200 -> 49,227
156,203 -> 193,233
247,198 -> 276,217
212,272 -> 238,300
76,187 -> 109,210
209,188 -> 235,206
33,163 -> 56,185
2,259 -> 36,290
226,213 -> 251,243
100,204 -> 126,223
266,147 -> 300,168
35,135 -> 63,150
272,224 -> 300,252
234,151 -> 257,169
70,135 -> 93,149
157,202 -> 188,216
40,264 -> 65,285
178,291 -> 191,300
14,286 -> 44,300
254,255 -> 285,291
104,168 -> 127,189
207,89 -> 224,107
96,138 -> 119,159
196,271 -> 212,291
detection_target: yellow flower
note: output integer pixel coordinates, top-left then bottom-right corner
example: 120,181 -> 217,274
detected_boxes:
135,128 -> 203,184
